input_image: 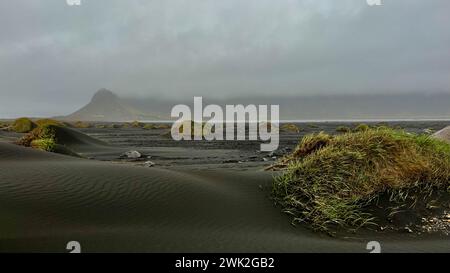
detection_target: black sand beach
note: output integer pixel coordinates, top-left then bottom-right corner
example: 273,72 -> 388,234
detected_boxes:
1,121 -> 450,252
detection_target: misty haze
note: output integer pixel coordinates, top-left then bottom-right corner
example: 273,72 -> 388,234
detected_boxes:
0,0 -> 449,119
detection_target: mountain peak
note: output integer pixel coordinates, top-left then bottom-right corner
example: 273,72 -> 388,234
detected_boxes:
63,89 -> 160,122
91,88 -> 118,103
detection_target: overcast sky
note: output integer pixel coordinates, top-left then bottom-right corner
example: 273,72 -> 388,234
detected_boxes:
0,0 -> 449,117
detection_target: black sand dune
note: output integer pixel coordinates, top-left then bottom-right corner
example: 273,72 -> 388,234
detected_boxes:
51,125 -> 110,151
1,142 -> 450,253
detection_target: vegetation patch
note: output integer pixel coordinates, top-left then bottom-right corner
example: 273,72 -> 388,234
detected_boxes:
143,124 -> 156,130
154,124 -> 171,129
72,121 -> 91,128
35,119 -> 66,127
307,124 -> 319,129
353,123 -> 370,132
17,124 -> 79,157
336,126 -> 351,133
30,138 -> 56,152
271,128 -> 450,233
143,123 -> 171,130
130,121 -> 143,128
110,124 -> 121,129
12,117 -> 36,133
280,124 -> 301,133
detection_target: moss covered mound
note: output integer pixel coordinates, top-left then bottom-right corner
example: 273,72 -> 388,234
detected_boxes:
12,118 -> 36,133
143,124 -> 157,130
353,123 -> 370,132
72,121 -> 91,128
336,126 -> 351,133
280,124 -> 301,133
18,124 -> 58,151
272,128 -> 450,232
122,121 -> 143,128
143,123 -> 171,130
35,119 -> 66,127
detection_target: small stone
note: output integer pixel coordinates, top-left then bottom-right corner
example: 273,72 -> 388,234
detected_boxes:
120,150 -> 142,159
144,161 -> 155,167
404,227 -> 413,233
263,158 -> 269,162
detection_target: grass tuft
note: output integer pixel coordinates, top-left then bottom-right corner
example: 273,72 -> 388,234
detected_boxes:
16,124 -> 80,157
35,119 -> 65,127
72,121 -> 91,128
336,126 -> 351,133
281,124 -> 302,133
353,123 -> 370,132
272,128 -> 450,233
12,117 -> 36,133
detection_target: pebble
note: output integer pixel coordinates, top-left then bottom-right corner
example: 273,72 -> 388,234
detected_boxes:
120,150 -> 142,159
404,227 -> 413,233
144,161 -> 155,167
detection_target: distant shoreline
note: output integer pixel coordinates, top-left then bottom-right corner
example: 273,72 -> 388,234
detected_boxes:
2,118 -> 450,123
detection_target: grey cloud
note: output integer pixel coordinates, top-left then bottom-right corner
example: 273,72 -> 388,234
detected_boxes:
0,0 -> 449,117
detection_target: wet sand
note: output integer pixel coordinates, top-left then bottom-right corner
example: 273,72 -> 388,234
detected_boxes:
0,121 -> 450,252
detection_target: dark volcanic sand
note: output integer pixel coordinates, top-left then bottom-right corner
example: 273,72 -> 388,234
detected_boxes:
0,121 -> 450,252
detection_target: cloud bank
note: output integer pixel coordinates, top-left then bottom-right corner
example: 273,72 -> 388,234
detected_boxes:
0,0 -> 449,117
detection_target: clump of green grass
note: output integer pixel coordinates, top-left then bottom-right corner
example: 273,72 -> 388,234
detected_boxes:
110,124 -> 121,129
336,126 -> 351,133
17,124 -> 57,149
143,123 -> 171,130
272,128 -> 450,233
30,138 -> 56,152
353,123 -> 370,132
281,124 -> 302,133
12,117 -> 36,133
155,124 -> 171,129
35,119 -> 65,127
16,124 -> 80,157
72,121 -> 91,128
307,123 -> 319,129
143,124 -> 156,130
131,120 -> 143,128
